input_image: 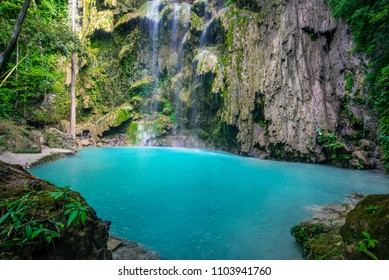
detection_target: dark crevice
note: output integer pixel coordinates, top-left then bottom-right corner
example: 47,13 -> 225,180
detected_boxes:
302,26 -> 337,51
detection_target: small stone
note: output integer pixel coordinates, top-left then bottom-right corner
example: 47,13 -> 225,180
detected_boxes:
107,238 -> 122,251
80,139 -> 91,146
360,139 -> 376,151
347,192 -> 366,200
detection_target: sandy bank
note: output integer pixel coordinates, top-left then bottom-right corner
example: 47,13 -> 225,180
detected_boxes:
0,146 -> 75,169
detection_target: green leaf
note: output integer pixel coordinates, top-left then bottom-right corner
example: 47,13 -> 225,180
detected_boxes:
67,210 -> 78,226
358,243 -> 367,252
362,231 -> 370,239
0,212 -> 10,224
31,229 -> 43,239
364,249 -> 378,260
80,211 -> 87,225
0,239 -> 20,247
25,224 -> 32,239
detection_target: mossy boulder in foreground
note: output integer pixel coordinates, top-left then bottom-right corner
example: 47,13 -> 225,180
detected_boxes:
291,194 -> 389,260
0,160 -> 112,260
340,194 -> 389,260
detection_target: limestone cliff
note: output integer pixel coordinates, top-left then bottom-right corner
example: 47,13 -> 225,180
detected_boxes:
75,0 -> 381,169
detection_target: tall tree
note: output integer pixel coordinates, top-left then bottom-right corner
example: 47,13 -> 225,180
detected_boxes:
70,0 -> 77,140
0,0 -> 30,73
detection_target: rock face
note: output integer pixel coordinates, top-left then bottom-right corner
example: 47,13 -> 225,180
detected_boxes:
76,0 -> 381,168
0,160 -> 112,260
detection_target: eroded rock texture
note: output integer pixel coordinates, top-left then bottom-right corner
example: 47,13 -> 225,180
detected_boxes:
77,0 -> 380,168
218,0 -> 374,163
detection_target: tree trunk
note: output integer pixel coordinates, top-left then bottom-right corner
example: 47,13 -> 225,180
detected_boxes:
69,0 -> 77,140
70,52 -> 76,140
0,0 -> 31,73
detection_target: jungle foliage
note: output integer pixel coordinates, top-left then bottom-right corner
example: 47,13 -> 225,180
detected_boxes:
0,0 -> 74,124
329,0 -> 389,171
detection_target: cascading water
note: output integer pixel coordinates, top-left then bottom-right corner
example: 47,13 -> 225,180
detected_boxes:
146,0 -> 161,115
137,0 -> 162,145
171,2 -> 191,135
190,0 -> 211,142
138,0 -> 221,146
171,2 -> 184,134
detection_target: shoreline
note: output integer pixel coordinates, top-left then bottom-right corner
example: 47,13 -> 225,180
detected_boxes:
1,143 -> 387,175
0,146 -> 75,169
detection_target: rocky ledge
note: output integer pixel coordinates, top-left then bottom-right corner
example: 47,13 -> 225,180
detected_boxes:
291,193 -> 389,260
108,236 -> 159,260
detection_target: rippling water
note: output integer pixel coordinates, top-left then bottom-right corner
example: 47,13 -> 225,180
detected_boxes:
30,147 -> 389,259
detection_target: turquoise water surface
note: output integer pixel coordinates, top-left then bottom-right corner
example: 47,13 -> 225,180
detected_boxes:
30,147 -> 389,259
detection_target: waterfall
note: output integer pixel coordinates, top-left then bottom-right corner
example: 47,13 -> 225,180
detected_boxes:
190,1 -> 212,144
146,0 -> 161,117
199,22 -> 210,48
136,0 -> 161,146
171,2 -> 191,135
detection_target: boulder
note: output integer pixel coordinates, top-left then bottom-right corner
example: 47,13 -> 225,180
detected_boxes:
351,150 -> 374,169
0,121 -> 41,154
340,194 -> 389,260
45,128 -> 75,150
0,161 -> 112,260
80,139 -> 92,147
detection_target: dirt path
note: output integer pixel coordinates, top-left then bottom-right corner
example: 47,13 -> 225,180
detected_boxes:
0,146 -> 74,168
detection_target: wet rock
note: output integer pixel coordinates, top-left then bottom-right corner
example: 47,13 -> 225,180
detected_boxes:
347,192 -> 366,200
109,236 -> 159,260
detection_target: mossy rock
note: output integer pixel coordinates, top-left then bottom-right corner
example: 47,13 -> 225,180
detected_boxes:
0,121 -> 41,154
128,76 -> 157,97
126,116 -> 173,145
114,12 -> 141,31
95,105 -> 134,136
44,128 -> 75,150
290,222 -> 330,245
195,50 -> 218,75
340,194 -> 389,260
306,234 -> 345,260
0,161 -> 111,260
